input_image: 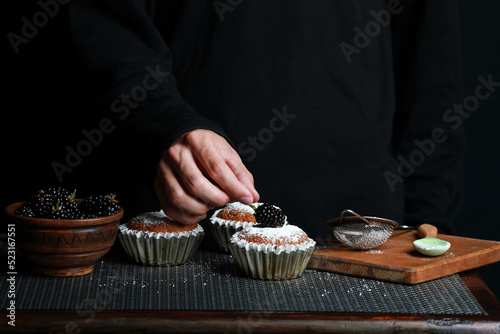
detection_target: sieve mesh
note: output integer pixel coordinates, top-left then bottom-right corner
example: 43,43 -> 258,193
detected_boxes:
334,221 -> 395,250
328,210 -> 399,250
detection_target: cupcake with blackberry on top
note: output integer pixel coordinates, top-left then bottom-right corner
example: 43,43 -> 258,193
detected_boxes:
209,201 -> 261,252
118,210 -> 204,266
228,203 -> 316,280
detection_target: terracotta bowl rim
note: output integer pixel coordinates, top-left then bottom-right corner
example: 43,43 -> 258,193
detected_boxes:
5,201 -> 124,228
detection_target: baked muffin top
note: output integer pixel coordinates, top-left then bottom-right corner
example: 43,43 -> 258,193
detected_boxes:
216,202 -> 256,223
126,211 -> 198,233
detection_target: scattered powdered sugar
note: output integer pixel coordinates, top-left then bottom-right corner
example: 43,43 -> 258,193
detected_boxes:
364,249 -> 384,254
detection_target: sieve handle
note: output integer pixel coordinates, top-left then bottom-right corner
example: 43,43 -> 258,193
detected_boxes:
339,209 -> 371,225
417,224 -> 438,238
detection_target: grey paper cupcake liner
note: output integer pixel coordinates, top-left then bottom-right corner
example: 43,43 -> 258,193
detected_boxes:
118,225 -> 204,266
209,210 -> 256,252
208,221 -> 250,252
227,242 -> 315,280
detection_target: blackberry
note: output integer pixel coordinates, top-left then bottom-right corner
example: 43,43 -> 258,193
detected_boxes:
80,193 -> 120,218
14,187 -> 120,219
253,202 -> 286,227
26,190 -> 51,217
46,197 -> 81,219
22,187 -> 81,219
14,204 -> 35,217
46,198 -> 65,219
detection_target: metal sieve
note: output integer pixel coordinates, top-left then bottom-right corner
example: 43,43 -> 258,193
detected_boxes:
327,209 -> 399,250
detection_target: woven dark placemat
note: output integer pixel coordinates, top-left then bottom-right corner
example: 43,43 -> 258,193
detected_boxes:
0,241 -> 486,315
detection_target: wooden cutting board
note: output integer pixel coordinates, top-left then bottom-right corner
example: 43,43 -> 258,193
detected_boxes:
307,230 -> 500,284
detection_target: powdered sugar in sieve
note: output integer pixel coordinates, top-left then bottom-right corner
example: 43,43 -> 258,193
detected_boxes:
327,210 -> 399,250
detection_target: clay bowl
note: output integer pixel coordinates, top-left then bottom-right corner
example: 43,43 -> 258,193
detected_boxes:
5,201 -> 123,277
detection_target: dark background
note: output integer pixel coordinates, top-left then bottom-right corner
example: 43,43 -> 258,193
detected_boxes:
3,1 -> 500,297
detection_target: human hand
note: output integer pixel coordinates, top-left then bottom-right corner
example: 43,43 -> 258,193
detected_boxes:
155,129 -> 259,224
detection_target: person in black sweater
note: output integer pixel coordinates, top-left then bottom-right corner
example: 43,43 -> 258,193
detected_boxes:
68,0 -> 464,238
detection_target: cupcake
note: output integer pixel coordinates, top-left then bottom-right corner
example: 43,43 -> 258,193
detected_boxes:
209,201 -> 260,252
118,210 -> 204,266
227,203 -> 316,280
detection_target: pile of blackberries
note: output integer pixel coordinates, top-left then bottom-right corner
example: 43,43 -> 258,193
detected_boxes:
14,186 -> 120,219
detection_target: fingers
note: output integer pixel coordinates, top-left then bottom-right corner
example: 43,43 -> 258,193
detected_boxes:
166,139 -> 232,207
154,159 -> 209,224
204,151 -> 259,204
186,132 -> 259,204
155,129 -> 259,225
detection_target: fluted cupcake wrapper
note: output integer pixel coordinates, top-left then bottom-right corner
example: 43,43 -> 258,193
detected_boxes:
227,242 -> 315,280
118,226 -> 204,266
209,211 -> 256,252
209,221 -> 248,252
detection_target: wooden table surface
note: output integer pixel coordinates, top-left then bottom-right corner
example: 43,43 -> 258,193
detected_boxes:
1,270 -> 499,333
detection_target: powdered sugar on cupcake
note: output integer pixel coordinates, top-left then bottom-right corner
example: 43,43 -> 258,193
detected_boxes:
226,202 -> 257,213
211,202 -> 261,227
120,210 -> 203,238
236,225 -> 307,245
231,224 -> 316,254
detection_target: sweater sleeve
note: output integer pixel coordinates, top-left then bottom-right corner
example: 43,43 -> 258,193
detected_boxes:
68,0 -> 229,194
391,0 -> 465,234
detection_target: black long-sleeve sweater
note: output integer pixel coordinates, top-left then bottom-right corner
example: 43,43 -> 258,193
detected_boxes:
68,0 -> 464,238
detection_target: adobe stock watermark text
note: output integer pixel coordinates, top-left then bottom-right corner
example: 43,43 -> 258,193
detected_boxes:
7,0 -> 70,54
51,64 -> 170,182
237,105 -> 296,162
384,73 -> 499,191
